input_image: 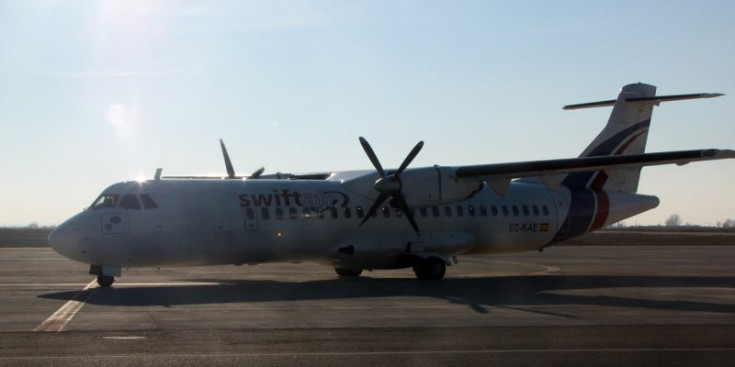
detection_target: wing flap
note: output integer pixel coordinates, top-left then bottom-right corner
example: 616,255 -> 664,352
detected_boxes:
454,149 -> 735,192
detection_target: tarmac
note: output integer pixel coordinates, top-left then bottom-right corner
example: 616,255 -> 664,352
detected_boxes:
1,245 -> 734,366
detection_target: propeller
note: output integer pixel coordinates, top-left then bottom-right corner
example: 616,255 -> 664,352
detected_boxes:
220,139 -> 236,179
358,137 -> 424,233
219,139 -> 265,179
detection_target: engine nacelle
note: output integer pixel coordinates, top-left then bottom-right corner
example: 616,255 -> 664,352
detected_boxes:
398,166 -> 483,207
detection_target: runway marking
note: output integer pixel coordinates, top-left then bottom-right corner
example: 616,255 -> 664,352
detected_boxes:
462,258 -> 560,274
1,347 -> 735,361
34,279 -> 98,332
0,281 -> 222,288
0,283 -> 92,287
113,282 -> 222,287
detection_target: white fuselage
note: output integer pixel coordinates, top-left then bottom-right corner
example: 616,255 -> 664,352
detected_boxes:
49,174 -> 657,271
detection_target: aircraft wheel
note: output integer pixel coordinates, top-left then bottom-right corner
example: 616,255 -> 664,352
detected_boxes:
413,258 -> 446,281
335,268 -> 363,278
97,274 -> 115,287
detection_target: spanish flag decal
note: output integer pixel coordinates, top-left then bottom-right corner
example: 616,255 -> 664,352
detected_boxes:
540,223 -> 550,232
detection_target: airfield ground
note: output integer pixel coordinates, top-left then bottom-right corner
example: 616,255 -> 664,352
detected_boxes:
0,229 -> 733,366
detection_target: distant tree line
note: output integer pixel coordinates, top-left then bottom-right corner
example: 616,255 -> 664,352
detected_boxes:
607,214 -> 735,229
23,222 -> 56,229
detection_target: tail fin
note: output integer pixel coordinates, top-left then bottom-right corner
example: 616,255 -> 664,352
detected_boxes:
560,83 -> 721,192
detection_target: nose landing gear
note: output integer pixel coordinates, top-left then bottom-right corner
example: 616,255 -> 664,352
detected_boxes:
97,274 -> 115,287
89,264 -> 121,288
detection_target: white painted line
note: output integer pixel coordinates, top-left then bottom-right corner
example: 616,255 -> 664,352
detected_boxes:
0,281 -> 221,288
0,283 -> 91,287
102,336 -> 147,340
34,279 -> 98,332
113,282 -> 222,287
462,258 -> 560,274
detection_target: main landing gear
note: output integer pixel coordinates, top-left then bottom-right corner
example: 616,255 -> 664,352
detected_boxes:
334,257 -> 447,281
412,258 -> 446,281
335,267 -> 363,278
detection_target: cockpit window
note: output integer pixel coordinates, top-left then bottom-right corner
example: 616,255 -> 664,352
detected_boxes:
140,193 -> 158,209
119,194 -> 141,210
91,194 -> 120,209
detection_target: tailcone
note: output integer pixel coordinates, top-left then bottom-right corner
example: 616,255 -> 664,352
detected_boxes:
605,191 -> 660,225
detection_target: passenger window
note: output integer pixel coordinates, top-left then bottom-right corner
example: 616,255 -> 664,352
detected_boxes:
420,208 -> 428,218
317,209 -> 325,219
91,194 -> 120,210
140,194 -> 158,209
502,205 -> 509,216
543,205 -> 550,216
246,207 -> 255,220
491,205 -> 498,216
456,206 -> 464,217
480,205 -> 488,217
343,207 -> 352,219
275,208 -> 284,220
330,207 -> 338,219
468,205 -> 476,217
432,206 -> 440,217
289,207 -> 298,219
381,207 -> 390,218
356,207 -> 364,218
533,205 -> 540,216
261,208 -> 270,220
512,206 -> 519,216
522,205 -> 529,216
303,208 -> 311,219
444,206 -> 452,217
395,209 -> 403,218
119,194 -> 141,210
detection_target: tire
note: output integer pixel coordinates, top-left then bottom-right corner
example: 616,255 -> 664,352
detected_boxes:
335,267 -> 363,278
413,258 -> 446,281
97,274 -> 115,287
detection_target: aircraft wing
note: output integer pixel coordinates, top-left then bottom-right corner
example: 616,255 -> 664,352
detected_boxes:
453,149 -> 735,194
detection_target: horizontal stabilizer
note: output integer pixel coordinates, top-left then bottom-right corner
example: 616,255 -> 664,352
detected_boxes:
563,92 -> 723,110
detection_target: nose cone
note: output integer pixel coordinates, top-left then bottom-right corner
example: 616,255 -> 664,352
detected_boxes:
49,216 -> 88,263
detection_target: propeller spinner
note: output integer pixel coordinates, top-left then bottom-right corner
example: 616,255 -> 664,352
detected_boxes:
358,137 -> 424,233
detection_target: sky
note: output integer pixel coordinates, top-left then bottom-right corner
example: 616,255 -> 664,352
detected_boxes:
1,0 -> 734,227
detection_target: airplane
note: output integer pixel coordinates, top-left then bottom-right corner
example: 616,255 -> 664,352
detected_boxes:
49,83 -> 734,287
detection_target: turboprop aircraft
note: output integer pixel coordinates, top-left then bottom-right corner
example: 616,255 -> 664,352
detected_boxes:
49,83 -> 734,287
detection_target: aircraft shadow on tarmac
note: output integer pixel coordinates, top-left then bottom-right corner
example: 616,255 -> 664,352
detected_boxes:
39,275 -> 735,315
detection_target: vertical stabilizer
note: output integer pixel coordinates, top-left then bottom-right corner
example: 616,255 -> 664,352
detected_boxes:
562,83 -> 657,192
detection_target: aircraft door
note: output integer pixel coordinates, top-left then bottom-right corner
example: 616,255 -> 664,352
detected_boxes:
241,206 -> 258,231
548,188 -> 571,240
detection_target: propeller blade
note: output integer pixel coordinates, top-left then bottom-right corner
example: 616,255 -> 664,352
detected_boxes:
357,137 -> 425,234
359,137 -> 386,177
219,139 -> 236,179
250,167 -> 265,179
391,194 -> 420,233
396,141 -> 424,175
359,193 -> 389,228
